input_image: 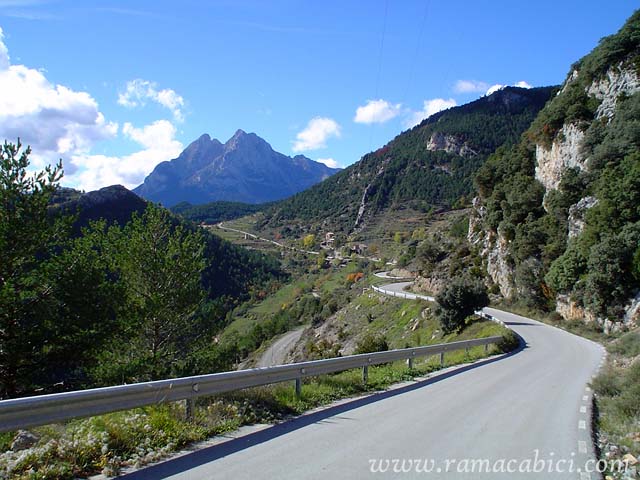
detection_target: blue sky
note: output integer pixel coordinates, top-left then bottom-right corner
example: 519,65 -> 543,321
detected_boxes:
0,0 -> 637,191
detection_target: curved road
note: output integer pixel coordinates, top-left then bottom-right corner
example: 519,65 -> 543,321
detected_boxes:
128,283 -> 605,479
256,327 -> 305,368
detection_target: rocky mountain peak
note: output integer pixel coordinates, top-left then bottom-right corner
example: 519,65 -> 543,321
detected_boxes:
133,130 -> 340,206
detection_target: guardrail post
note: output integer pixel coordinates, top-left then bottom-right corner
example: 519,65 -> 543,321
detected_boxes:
362,366 -> 368,384
484,343 -> 489,353
295,378 -> 302,397
185,398 -> 194,421
440,352 -> 445,367
407,358 -> 413,370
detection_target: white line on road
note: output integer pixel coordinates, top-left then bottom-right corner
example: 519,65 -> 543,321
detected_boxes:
580,405 -> 587,413
578,440 -> 587,453
579,420 -> 587,430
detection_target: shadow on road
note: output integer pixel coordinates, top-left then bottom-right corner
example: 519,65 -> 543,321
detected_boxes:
122,340 -> 526,480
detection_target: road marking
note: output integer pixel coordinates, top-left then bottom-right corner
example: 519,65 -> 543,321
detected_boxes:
580,472 -> 591,480
578,441 -> 587,453
579,420 -> 586,429
580,405 -> 587,413
582,395 -> 588,401
585,386 -> 591,392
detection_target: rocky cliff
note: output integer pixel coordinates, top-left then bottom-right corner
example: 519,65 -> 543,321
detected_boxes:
470,11 -> 640,330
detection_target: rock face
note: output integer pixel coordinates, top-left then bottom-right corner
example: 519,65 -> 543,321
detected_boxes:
535,63 -> 640,192
134,130 -> 341,207
468,198 -> 515,298
413,275 -> 444,296
587,62 -> 640,119
567,196 -> 598,238
534,123 -> 587,191
426,132 -> 477,158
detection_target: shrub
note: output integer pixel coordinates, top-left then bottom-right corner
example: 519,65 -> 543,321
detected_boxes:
354,334 -> 389,354
435,276 -> 489,333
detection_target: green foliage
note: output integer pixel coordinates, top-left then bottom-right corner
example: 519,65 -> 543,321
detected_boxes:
94,205 -> 207,382
545,244 -> 587,293
0,143 -> 150,397
171,200 -> 267,224
354,333 -> 389,354
435,276 -> 489,333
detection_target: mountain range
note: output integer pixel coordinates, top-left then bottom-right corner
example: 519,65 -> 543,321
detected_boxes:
133,129 -> 340,206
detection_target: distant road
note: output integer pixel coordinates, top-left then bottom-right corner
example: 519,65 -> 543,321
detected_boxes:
129,287 -> 604,479
256,327 -> 305,368
216,222 -> 319,255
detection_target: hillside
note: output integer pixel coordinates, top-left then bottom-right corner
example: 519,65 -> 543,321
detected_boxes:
471,10 -> 640,330
258,86 -> 555,235
134,130 -> 340,207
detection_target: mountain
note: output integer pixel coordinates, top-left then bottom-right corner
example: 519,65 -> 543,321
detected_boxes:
259,86 -> 555,234
50,185 -> 148,233
133,130 -> 341,207
470,10 -> 640,329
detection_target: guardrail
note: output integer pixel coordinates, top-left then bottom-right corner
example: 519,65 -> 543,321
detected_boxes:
0,336 -> 502,433
372,284 -> 435,302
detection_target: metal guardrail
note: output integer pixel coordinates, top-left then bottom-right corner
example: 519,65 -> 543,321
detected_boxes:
372,284 -> 435,302
0,336 -> 502,432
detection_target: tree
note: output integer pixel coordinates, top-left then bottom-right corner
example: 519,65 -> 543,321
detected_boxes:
0,141 -> 66,397
98,205 -> 207,382
435,276 -> 489,334
302,234 -> 316,249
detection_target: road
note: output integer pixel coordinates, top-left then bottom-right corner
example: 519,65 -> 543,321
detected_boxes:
216,222 -> 319,255
127,288 -> 605,479
256,327 -> 305,368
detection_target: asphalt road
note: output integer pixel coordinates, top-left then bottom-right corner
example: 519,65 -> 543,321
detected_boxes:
256,327 -> 305,368
127,296 -> 605,479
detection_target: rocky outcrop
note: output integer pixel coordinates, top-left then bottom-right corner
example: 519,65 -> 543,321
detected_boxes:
534,123 -> 587,191
623,291 -> 640,327
587,62 -> 640,119
468,197 -> 515,298
567,196 -> 598,238
11,430 -> 39,451
426,132 -> 477,158
535,63 -> 640,193
555,294 -> 595,322
413,275 -> 444,296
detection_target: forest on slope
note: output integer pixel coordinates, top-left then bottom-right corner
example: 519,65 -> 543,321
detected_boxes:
259,86 -> 555,234
0,143 -> 286,399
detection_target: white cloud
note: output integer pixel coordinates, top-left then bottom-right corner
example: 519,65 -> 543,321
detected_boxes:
353,99 -> 401,124
454,80 -> 489,94
118,78 -> 185,122
456,78 -> 534,97
514,80 -> 533,89
69,120 -> 183,191
316,157 -> 340,169
486,80 -> 533,96
404,98 -> 457,129
486,84 -> 505,96
0,28 -> 117,172
292,117 -> 341,152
